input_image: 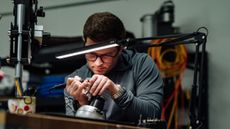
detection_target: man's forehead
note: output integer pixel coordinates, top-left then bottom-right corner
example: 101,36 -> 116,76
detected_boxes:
92,47 -> 117,55
85,37 -> 118,53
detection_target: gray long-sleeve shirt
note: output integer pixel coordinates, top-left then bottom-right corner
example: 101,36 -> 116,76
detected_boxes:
64,49 -> 163,124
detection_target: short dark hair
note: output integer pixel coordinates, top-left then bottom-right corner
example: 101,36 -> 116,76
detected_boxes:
83,12 -> 126,42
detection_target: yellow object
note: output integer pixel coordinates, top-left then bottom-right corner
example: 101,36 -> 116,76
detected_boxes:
15,79 -> 23,97
148,38 -> 187,78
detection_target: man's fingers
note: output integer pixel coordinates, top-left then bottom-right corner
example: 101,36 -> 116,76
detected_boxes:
66,76 -> 82,95
75,80 -> 90,95
67,76 -> 82,85
99,81 -> 110,95
66,78 -> 74,86
93,77 -> 106,96
74,76 -> 82,81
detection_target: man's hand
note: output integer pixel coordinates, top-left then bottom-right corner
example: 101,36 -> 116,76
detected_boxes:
89,74 -> 120,97
65,76 -> 91,106
66,75 -> 121,105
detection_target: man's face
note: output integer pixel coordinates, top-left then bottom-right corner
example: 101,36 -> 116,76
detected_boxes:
85,38 -> 121,75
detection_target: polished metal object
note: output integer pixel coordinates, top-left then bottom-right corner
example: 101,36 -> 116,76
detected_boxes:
75,96 -> 105,120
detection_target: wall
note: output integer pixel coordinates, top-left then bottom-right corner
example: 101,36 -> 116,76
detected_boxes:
1,0 -> 230,129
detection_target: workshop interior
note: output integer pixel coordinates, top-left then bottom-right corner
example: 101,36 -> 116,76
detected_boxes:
0,0 -> 228,129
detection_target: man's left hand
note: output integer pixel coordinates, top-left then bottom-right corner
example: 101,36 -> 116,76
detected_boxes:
89,74 -> 119,96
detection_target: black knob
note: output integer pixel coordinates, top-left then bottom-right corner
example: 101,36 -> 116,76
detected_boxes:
90,96 -> 105,111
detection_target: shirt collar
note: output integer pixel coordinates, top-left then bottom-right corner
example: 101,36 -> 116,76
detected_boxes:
108,49 -> 132,72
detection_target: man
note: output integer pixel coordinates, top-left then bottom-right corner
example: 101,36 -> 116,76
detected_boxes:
64,12 -> 163,124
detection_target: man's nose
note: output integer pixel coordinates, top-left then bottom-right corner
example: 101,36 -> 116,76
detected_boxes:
94,57 -> 103,66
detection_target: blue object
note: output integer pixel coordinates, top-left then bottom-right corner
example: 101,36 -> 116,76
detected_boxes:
37,75 -> 66,97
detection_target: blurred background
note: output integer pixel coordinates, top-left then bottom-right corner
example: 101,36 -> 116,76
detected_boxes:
0,0 -> 229,129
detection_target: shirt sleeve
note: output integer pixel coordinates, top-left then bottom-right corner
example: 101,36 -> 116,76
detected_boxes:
64,89 -> 78,116
114,54 -> 163,121
64,66 -> 90,116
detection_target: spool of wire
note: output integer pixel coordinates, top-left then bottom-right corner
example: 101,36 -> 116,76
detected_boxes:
148,38 -> 187,78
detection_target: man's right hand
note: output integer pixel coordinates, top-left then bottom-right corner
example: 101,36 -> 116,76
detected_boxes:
65,76 -> 91,106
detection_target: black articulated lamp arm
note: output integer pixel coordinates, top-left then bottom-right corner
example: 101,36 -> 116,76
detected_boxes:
56,30 -> 207,59
117,31 -> 206,48
189,27 -> 208,129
